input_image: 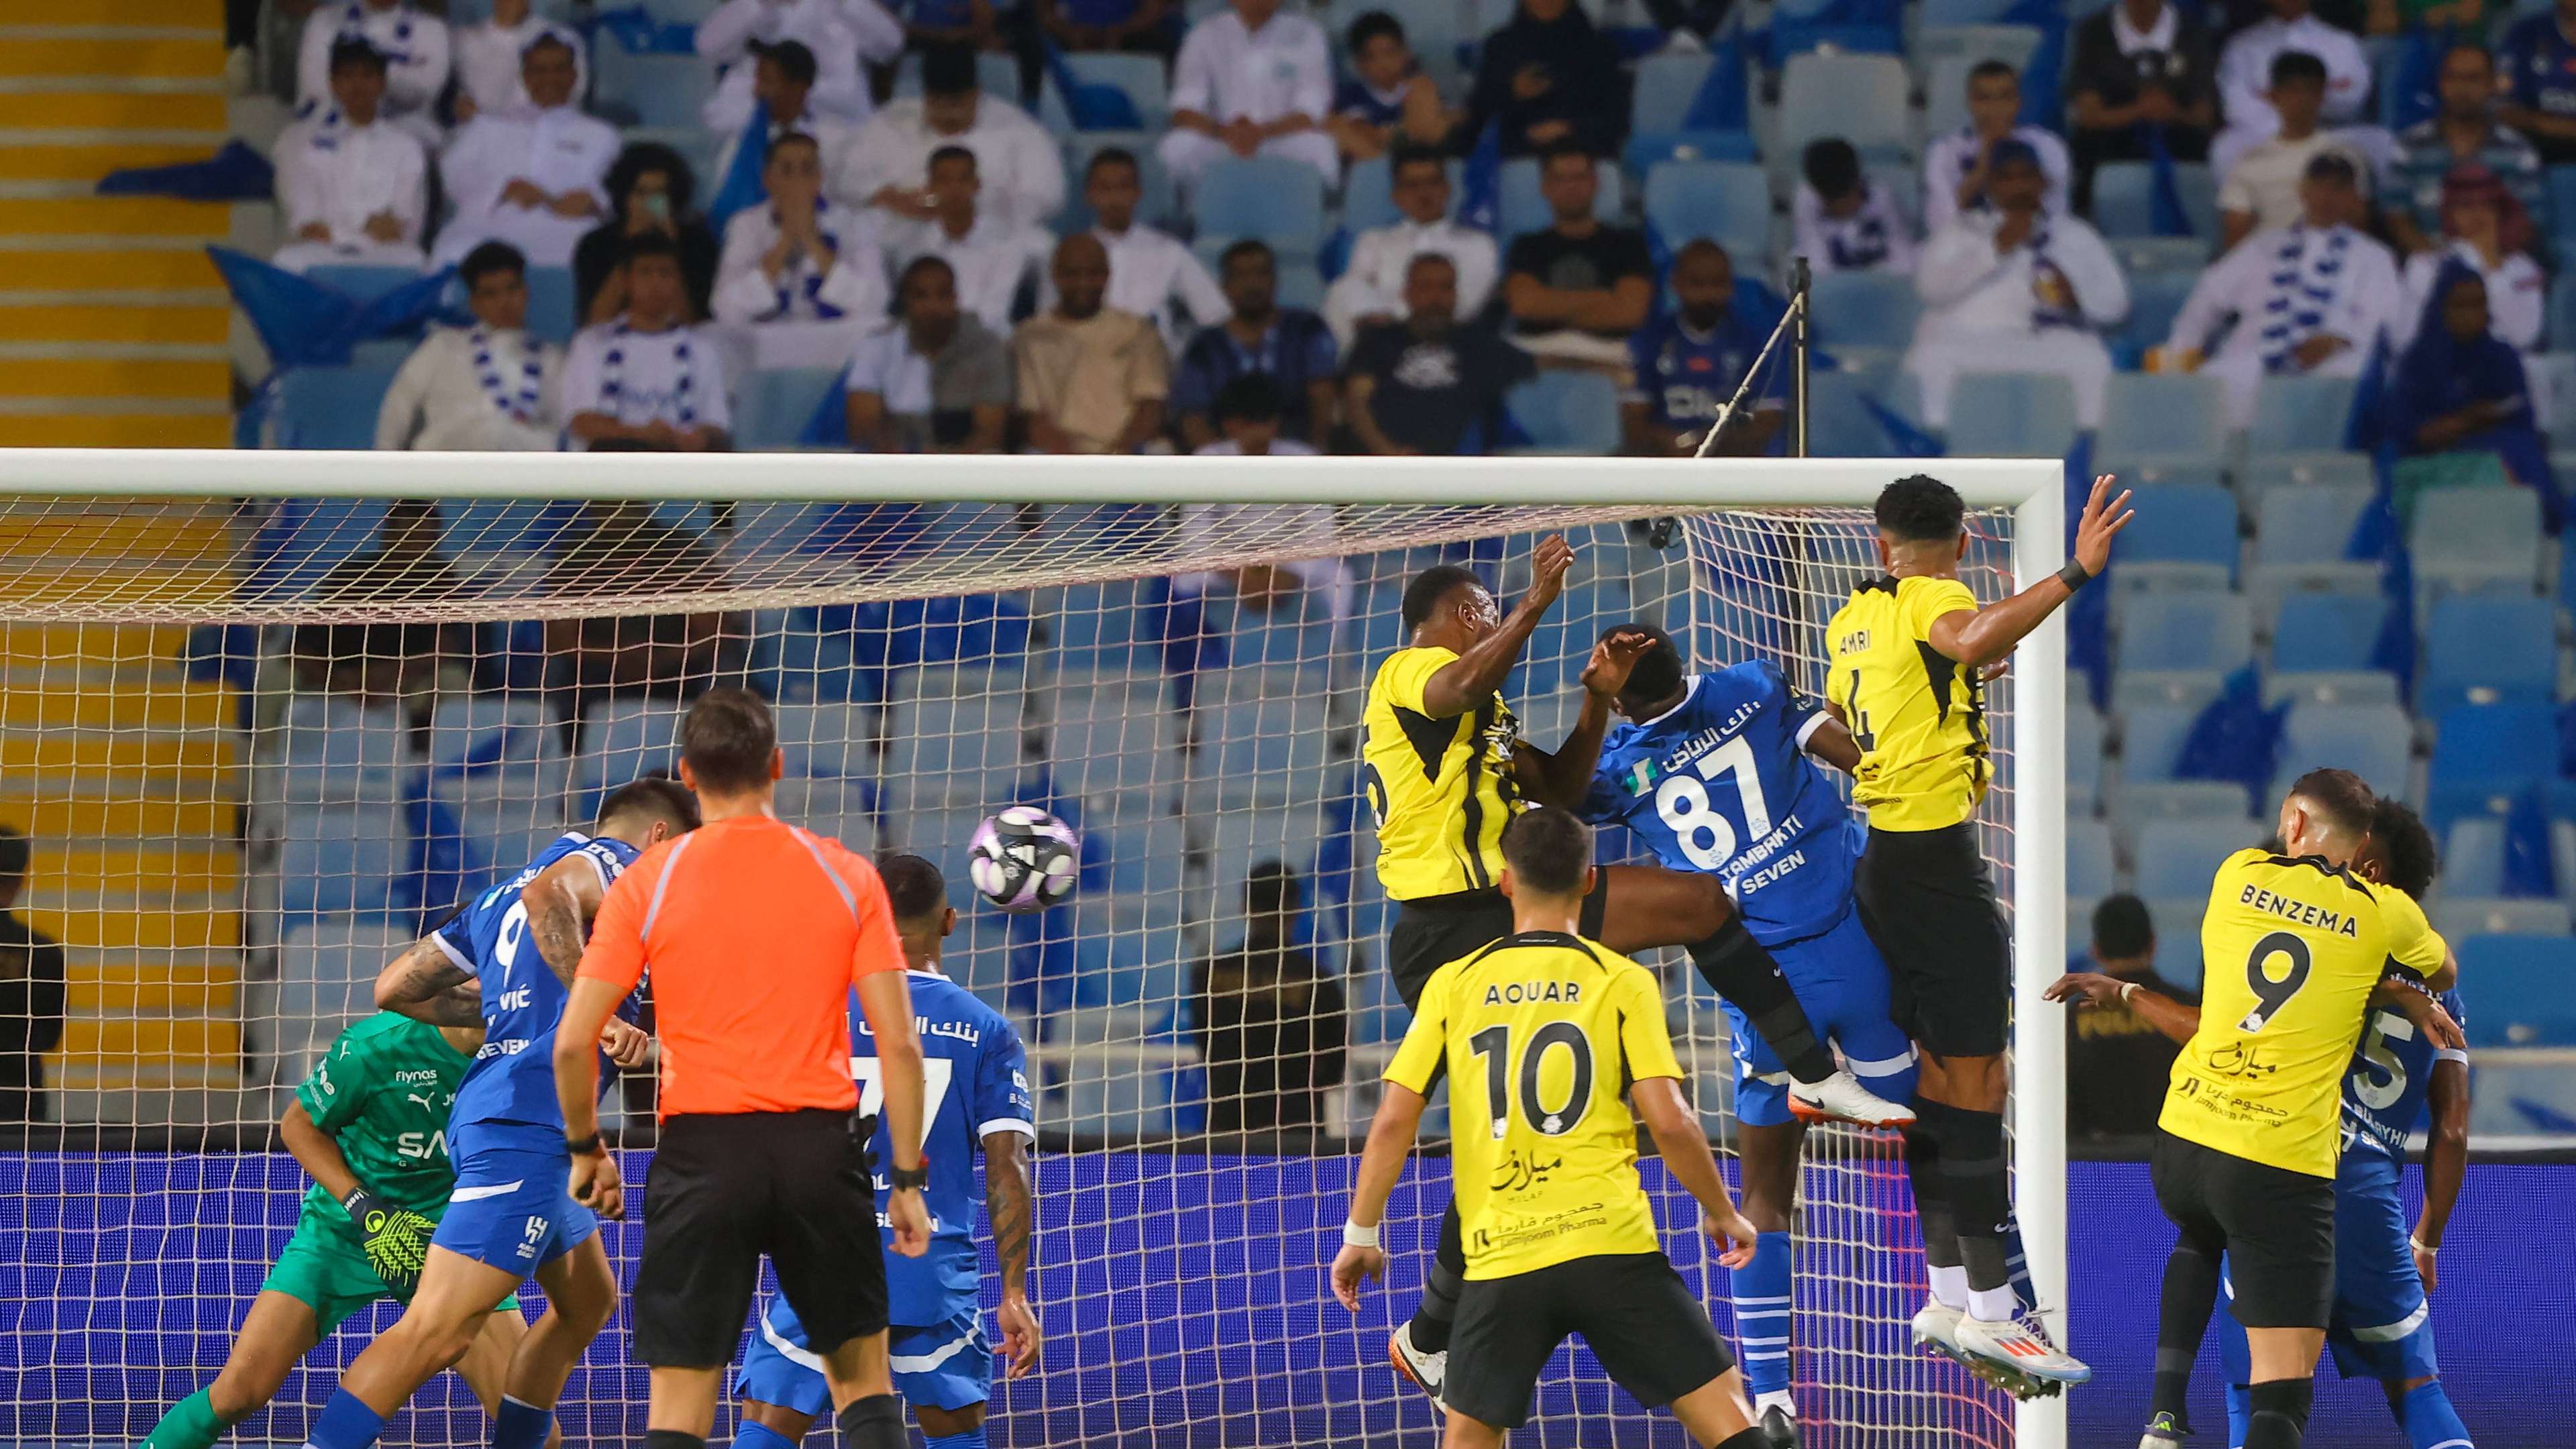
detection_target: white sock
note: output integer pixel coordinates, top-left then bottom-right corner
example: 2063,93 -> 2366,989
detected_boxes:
1754,1390 -> 1796,1420
1927,1263 -> 1970,1309
1968,1285 -> 2019,1324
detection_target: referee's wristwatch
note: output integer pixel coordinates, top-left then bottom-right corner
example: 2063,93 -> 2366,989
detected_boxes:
888,1161 -> 930,1192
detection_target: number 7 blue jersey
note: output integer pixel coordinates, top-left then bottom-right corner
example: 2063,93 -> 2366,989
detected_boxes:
1577,663 -> 1863,946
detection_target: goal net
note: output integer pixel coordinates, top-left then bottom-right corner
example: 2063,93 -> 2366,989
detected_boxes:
0,455 -> 2065,1448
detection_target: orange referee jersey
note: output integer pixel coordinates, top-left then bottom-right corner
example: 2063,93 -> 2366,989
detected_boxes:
579,814 -> 906,1119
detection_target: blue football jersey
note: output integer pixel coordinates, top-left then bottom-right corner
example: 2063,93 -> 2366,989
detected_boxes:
851,969 -> 1034,1327
1622,311 -> 1786,437
435,831 -> 639,1132
1579,663 -> 1862,945
2341,987 -> 2468,1159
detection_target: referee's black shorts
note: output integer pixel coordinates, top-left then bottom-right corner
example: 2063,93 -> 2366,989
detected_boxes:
1446,1251 -> 1733,1431
1386,879 -> 1610,1012
2151,1129 -> 2337,1330
1853,820 -> 2010,1058
634,1108 -> 888,1367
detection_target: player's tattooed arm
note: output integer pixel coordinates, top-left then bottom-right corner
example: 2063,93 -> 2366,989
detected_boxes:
374,939 -> 482,1026
983,1130 -> 1043,1377
524,854 -> 607,988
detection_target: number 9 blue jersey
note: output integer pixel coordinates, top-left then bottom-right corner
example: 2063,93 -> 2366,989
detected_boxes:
1577,663 -> 1863,946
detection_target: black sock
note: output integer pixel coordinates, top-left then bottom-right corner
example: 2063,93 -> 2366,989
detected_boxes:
2244,1377 -> 2314,1449
1903,1123 -> 1960,1269
2150,1238 -> 2223,1430
1925,1102 -> 2012,1293
1688,916 -> 1837,1083
1715,1427 -> 1772,1449
645,1432 -> 706,1449
836,1393 -> 908,1449
1407,1197 -> 1466,1353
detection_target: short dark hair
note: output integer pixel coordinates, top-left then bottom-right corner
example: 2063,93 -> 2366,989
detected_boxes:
2287,767 -> 2376,840
1968,58 -> 2019,87
1538,139 -> 1593,174
898,253 -> 957,294
1220,237 -> 1273,273
922,41 -> 979,96
1502,808 -> 1591,896
1874,473 -> 1966,543
2302,151 -> 2358,186
1672,237 -> 1729,272
756,38 -> 819,86
460,241 -> 527,290
767,129 -> 822,162
1405,251 -> 1456,282
606,141 -> 696,219
2442,40 -> 2493,71
1246,860 -> 1303,916
1609,623 -> 1684,710
1803,138 -> 1862,199
878,853 -> 949,923
619,229 -> 681,268
522,32 -> 576,64
0,825 -> 27,884
680,687 -> 777,794
329,36 -> 388,74
1085,146 -> 1138,182
1215,372 -> 1283,425
1401,563 -> 1484,630
598,776 -> 701,835
2090,893 -> 2153,959
2366,798 -> 2440,899
2270,48 -> 2328,87
1347,9 -> 1406,51
928,144 -> 977,178
1390,144 -> 1446,184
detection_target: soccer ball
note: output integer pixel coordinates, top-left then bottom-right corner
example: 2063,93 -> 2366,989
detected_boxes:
967,807 -> 1080,913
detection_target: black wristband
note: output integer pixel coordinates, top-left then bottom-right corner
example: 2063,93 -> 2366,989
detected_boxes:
2056,558 -> 2093,592
889,1163 -> 930,1191
564,1131 -> 604,1157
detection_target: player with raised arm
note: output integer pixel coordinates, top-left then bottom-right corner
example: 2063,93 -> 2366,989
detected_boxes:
2051,798 -> 2476,1449
1821,472 -> 2133,1389
1365,540 -> 1913,1401
1573,625 -> 1918,1444
733,853 -> 1041,1449
1333,807 -> 1774,1449
294,779 -> 701,1449
140,1013 -> 538,1449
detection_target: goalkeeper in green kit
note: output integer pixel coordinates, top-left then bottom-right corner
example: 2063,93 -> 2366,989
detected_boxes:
142,1012 -> 551,1449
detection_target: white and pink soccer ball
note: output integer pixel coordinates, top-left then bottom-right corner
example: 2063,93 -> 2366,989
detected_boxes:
967,806 -> 1080,913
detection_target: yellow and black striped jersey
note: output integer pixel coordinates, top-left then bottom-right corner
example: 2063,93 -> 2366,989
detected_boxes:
1362,646 -> 1525,900
1822,574 -> 1990,831
2161,849 -> 2449,1179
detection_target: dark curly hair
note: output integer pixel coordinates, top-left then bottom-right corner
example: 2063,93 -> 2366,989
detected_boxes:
1874,473 -> 1966,544
604,140 -> 696,222
2365,798 -> 2440,900
1608,623 -> 1683,712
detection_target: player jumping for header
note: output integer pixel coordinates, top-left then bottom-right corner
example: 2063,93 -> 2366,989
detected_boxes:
1820,472 -> 2131,1389
732,853 -> 1042,1449
140,1012 -> 537,1449
1363,537 -> 1915,1403
296,779 -> 700,1449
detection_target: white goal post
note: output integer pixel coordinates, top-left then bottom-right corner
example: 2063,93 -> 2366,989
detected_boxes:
0,449 -> 2067,1448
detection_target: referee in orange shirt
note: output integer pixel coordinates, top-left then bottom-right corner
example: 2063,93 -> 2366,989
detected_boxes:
553,688 -> 932,1449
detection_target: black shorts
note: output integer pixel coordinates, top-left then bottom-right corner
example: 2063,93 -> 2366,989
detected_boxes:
1387,879 -> 1610,1012
1446,1251 -> 1733,1431
2151,1129 -> 2337,1330
1853,820 -> 2010,1058
634,1108 -> 888,1367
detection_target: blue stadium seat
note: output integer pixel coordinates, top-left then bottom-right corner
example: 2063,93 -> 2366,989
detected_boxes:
2427,702 -> 2557,806
594,50 -> 713,127
885,668 -> 1030,814
439,499 -> 575,557
1059,51 -> 1169,131
1083,816 -> 1190,900
2268,590 -> 2390,674
1501,372 -> 1620,455
2244,374 -> 2361,455
2456,935 -> 2576,1044
2111,669 -> 2227,714
425,695 -> 570,878
1631,51 -> 1715,135
1193,688 -> 1334,811
2553,272 -> 2576,354
1043,670 -> 1180,816
1191,156 -> 1326,263
1778,53 -> 1911,168
2263,669 -> 2400,708
2273,702 -> 2412,800
2118,780 -> 2254,823
2070,700 -> 2103,811
1205,801 -> 1338,917
1921,52 -> 1978,138
2434,898 -> 2573,938
1945,371 -> 2078,458
2115,592 -> 2252,674
278,806 -> 413,923
2135,818 -> 2257,900
2111,482 -> 2237,578
1061,132 -> 1177,231
2148,897 -> 2208,991
2443,815 -> 2508,898
2096,376 -> 2229,474
274,694 -> 410,808
733,366 -> 842,450
2117,703 -> 2200,783
1811,270 -> 1921,352
272,366 -> 401,450
1913,22 -> 2042,68
306,265 -> 425,305
1643,160 -> 1769,262
2254,483 -> 2376,572
2419,596 -> 2557,712
1042,578 -> 1161,674
275,918 -> 417,1077
2069,816 -> 2116,897
2087,163 -> 2165,238
769,698 -> 877,783
1624,129 -> 1762,173
573,697 -> 687,819
1497,156 -> 1625,241
522,266 -> 577,347
2112,269 -> 2200,368
2408,485 -> 2544,594
2238,451 -> 2375,504
1276,262 -> 1324,312
1917,0 -> 2023,25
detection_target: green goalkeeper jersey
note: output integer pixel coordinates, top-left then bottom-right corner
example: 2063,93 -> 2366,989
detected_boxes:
294,1012 -> 476,1230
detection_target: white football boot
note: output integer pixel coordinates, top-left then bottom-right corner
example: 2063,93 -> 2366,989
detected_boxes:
1787,1069 -> 1917,1128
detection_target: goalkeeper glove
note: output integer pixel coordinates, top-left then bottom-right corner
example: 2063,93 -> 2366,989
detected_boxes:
341,1188 -> 436,1294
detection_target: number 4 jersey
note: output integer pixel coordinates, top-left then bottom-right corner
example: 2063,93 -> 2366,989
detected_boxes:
1578,662 -> 1860,947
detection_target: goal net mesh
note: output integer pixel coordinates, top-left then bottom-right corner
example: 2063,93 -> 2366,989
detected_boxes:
0,493 -> 2021,1447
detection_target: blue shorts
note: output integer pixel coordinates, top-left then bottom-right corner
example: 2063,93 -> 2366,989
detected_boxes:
430,1125 -> 599,1276
2214,1150 -> 2436,1391
1725,909 -> 1917,1128
737,1298 -> 994,1416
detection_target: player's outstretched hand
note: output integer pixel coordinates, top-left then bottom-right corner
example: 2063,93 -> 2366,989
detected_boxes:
598,1019 -> 651,1069
570,1148 -> 624,1221
2044,972 -> 2129,1010
887,1187 -> 932,1258
1579,627 -> 1655,700
2073,474 -> 2135,576
1525,534 -> 1576,614
1331,1242 -> 1389,1311
998,1293 -> 1043,1378
1703,1207 -> 1761,1270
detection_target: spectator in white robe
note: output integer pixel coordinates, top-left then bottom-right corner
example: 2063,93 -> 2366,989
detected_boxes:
1921,60 -> 2074,235
270,40 -> 428,273
707,41 -> 858,209
696,0 -> 903,132
2212,0 -> 2371,168
1058,146 -> 1228,353
1323,145 -> 1500,348
883,146 -> 1053,336
451,0 -> 585,124
1904,140 -> 2130,430
376,242 -> 562,451
712,132 -> 892,327
564,232 -> 733,450
434,34 -> 620,269
295,0 -> 448,144
841,42 -> 1065,231
2163,151 -> 2399,430
1795,138 -> 1919,278
1158,0 -> 1339,187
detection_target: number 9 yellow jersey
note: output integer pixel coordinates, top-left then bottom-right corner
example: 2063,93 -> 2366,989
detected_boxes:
2161,849 -> 2448,1179
1822,574 -> 1990,832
